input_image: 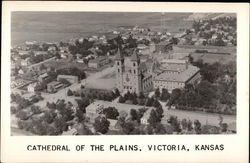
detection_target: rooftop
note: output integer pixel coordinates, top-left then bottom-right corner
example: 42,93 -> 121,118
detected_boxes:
57,74 -> 78,79
89,56 -> 108,64
154,65 -> 199,82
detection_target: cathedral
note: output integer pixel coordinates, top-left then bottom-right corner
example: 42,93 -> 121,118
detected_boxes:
115,48 -> 201,95
115,48 -> 154,94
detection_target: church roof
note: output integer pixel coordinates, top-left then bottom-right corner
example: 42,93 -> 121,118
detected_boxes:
154,65 -> 199,82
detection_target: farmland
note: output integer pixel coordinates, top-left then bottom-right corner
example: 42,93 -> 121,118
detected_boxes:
11,12 -> 194,46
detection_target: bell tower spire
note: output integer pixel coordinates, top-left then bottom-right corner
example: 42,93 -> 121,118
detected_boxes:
115,46 -> 124,93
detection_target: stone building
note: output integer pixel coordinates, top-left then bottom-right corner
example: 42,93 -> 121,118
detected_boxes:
115,48 -> 201,94
115,48 -> 154,94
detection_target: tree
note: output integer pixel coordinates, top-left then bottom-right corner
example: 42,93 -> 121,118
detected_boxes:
130,109 -> 138,121
181,118 -> 188,130
103,107 -> 119,120
31,105 -> 42,114
146,97 -> 154,106
16,110 -> 29,120
118,96 -> 126,103
168,88 -> 181,105
132,98 -> 138,105
53,117 -> 67,134
93,116 -> 110,134
168,116 -> 181,132
76,123 -> 93,135
220,123 -> 228,132
148,109 -> 159,127
187,120 -> 193,131
201,125 -> 220,134
114,88 -> 120,97
39,64 -> 47,71
122,121 -> 135,135
55,52 -> 61,59
154,88 -> 160,98
139,92 -> 145,99
43,110 -> 56,124
154,123 -> 167,134
188,54 -> 194,64
194,120 -> 202,134
160,88 -> 170,101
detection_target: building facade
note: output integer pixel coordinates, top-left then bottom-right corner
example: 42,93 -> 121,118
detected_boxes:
115,48 -> 153,94
57,75 -> 79,84
153,59 -> 201,92
88,56 -> 109,69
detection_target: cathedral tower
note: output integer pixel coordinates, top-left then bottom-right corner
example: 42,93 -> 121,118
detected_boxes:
130,49 -> 142,94
115,47 -> 124,92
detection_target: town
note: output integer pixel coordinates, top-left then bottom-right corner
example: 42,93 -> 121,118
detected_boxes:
10,15 -> 236,135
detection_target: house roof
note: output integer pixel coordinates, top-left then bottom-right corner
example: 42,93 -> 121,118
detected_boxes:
154,65 -> 199,82
89,56 -> 108,64
57,74 -> 78,79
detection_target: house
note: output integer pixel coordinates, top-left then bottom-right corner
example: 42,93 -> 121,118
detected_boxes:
18,68 -> 31,75
38,73 -> 49,82
22,93 -> 37,102
47,81 -> 63,93
18,50 -> 30,56
20,58 -> 31,66
48,46 -> 56,52
57,75 -> 79,84
140,108 -> 154,125
153,41 -> 173,54
34,51 -> 48,56
137,44 -> 148,50
27,82 -> 39,92
88,56 -> 109,69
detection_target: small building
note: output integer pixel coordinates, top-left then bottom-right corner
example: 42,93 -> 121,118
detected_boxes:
38,73 -> 49,82
153,41 -> 173,54
20,58 -> 31,66
27,82 -> 39,92
88,56 -> 109,69
57,75 -> 79,84
140,108 -> 154,125
137,44 -> 148,50
47,81 -> 63,93
34,51 -> 48,56
18,50 -> 30,56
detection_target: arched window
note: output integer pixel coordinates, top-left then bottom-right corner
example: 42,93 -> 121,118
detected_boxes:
134,70 -> 136,74
118,68 -> 120,73
133,63 -> 136,67
117,62 -> 120,66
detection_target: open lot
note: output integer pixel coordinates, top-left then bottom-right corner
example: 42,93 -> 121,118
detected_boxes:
85,67 -> 116,90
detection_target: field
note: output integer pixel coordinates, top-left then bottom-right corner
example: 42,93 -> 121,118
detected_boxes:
11,12 -> 194,46
190,53 -> 236,64
172,45 -> 236,64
